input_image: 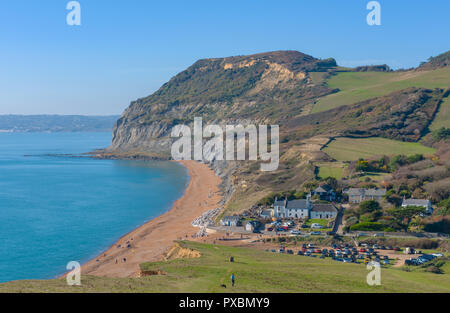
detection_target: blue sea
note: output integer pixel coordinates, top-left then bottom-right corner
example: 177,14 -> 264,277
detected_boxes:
0,132 -> 189,283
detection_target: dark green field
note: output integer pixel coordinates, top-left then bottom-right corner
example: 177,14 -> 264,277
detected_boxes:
1,241 -> 449,293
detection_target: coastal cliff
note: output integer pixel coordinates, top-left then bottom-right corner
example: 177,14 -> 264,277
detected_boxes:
108,51 -> 337,155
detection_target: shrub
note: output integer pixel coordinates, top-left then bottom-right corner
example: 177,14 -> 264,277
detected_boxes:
358,200 -> 382,215
423,217 -> 450,234
350,222 -> 385,231
407,154 -> 424,164
432,127 -> 450,141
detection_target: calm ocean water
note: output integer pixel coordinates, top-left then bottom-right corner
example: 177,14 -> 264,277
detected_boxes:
0,132 -> 189,283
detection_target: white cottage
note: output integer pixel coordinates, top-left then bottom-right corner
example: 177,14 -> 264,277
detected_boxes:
273,198 -> 312,219
402,199 -> 433,215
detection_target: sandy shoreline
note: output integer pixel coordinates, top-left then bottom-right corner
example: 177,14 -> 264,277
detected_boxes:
81,160 -> 222,278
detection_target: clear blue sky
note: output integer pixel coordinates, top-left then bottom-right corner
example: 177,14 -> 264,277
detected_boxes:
0,0 -> 448,115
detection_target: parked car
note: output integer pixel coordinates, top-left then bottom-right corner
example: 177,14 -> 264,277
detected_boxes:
290,230 -> 301,235
287,250 -> 294,255
380,245 -> 386,250
314,249 -> 322,254
393,247 -> 401,251
297,251 -> 304,256
310,231 -> 322,235
307,243 -> 315,248
387,246 -> 393,250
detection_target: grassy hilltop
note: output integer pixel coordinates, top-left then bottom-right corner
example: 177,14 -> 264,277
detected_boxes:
1,241 -> 449,293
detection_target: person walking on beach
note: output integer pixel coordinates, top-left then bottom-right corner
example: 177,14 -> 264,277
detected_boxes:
231,273 -> 235,287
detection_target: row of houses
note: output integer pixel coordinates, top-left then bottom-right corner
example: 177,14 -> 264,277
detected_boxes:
220,186 -> 434,228
272,198 -> 338,219
344,188 -> 433,214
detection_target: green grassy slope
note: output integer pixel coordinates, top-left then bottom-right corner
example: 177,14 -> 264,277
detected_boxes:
312,67 -> 450,113
322,137 -> 436,161
430,96 -> 450,131
1,242 -> 449,293
316,162 -> 346,179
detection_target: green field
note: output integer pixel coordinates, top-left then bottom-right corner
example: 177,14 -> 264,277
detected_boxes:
430,96 -> 450,131
322,137 -> 436,161
316,162 -> 346,179
311,67 -> 450,113
1,241 -> 449,293
305,219 -> 329,227
358,172 -> 391,182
